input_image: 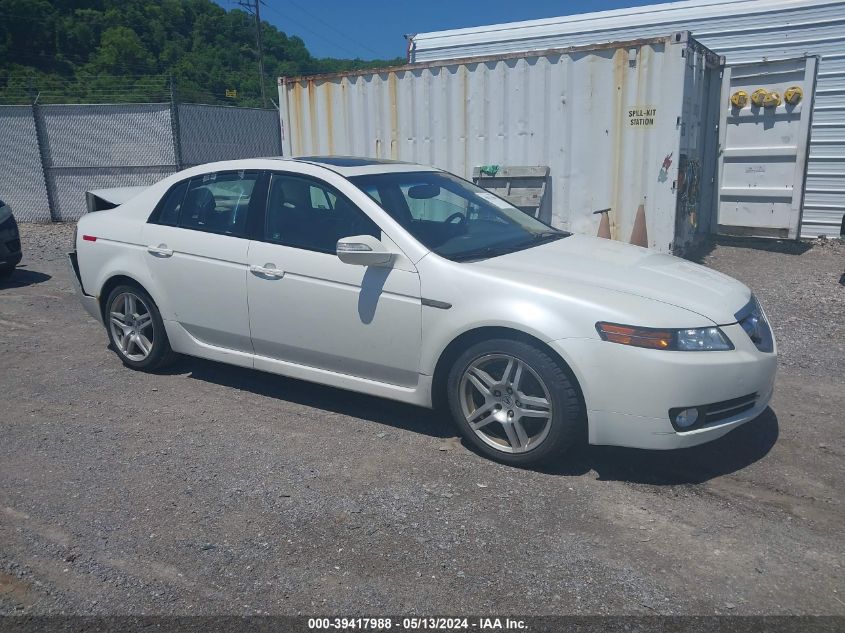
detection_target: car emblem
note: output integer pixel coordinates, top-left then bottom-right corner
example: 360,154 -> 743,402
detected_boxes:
502,394 -> 513,405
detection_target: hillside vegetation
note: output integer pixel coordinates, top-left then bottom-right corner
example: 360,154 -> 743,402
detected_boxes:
0,0 -> 402,106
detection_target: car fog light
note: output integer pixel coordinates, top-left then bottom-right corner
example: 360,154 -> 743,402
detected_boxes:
674,408 -> 699,428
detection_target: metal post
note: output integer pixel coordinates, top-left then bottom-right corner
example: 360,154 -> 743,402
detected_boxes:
255,0 -> 267,107
169,75 -> 183,170
29,79 -> 59,222
239,0 -> 267,107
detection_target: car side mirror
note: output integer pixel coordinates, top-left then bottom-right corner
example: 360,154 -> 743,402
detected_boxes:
336,235 -> 394,266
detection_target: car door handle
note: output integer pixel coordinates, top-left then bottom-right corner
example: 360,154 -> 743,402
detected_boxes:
147,244 -> 173,257
249,264 -> 285,278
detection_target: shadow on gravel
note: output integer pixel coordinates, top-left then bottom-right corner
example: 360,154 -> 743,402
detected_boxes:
176,357 -> 455,439
541,408 -> 779,485
0,268 -> 51,288
685,236 -> 814,264
165,357 -> 778,482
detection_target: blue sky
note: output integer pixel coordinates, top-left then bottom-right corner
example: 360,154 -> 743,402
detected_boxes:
217,0 -> 676,60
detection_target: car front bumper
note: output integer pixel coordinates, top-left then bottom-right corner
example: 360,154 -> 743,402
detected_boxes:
68,251 -> 103,325
551,323 -> 778,450
0,251 -> 22,269
0,213 -> 21,269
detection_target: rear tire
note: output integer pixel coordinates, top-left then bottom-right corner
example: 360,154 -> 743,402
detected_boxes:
0,265 -> 14,279
446,338 -> 583,466
104,284 -> 177,371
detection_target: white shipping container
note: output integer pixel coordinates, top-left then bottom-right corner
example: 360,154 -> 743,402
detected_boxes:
409,0 -> 845,238
279,33 -> 722,254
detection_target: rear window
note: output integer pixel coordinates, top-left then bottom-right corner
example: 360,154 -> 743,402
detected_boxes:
178,171 -> 260,237
156,181 -> 188,226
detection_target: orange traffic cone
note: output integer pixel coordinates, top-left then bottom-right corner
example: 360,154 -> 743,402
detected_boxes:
630,203 -> 648,247
596,208 -> 611,239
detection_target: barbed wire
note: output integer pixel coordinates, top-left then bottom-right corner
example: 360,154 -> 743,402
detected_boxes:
0,78 -> 266,107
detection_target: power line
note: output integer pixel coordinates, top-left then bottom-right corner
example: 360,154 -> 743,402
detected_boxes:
282,0 -> 386,58
259,3 -> 363,59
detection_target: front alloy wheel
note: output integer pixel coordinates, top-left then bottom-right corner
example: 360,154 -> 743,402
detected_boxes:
459,354 -> 553,454
447,338 -> 583,465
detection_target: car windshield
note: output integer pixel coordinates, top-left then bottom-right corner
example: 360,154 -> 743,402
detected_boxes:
348,171 -> 569,261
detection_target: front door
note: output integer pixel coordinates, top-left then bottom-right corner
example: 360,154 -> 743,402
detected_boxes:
247,172 -> 422,387
143,169 -> 262,354
717,56 -> 818,239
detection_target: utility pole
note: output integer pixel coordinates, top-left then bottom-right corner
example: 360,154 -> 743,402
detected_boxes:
237,0 -> 267,107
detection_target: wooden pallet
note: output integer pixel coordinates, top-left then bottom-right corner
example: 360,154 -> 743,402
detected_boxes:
472,165 -> 550,218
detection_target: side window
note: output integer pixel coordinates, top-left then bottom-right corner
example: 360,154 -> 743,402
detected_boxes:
265,173 -> 380,253
152,180 -> 188,226
179,171 -> 259,237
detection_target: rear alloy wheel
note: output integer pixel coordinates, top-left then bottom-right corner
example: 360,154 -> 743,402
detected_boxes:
447,339 -> 582,465
105,284 -> 176,371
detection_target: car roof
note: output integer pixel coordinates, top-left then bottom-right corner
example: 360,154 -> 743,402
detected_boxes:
270,155 -> 441,177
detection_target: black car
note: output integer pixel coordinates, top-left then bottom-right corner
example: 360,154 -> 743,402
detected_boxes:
0,199 -> 22,278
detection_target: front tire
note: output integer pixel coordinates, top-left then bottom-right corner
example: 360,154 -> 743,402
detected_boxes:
104,284 -> 177,371
446,338 -> 583,466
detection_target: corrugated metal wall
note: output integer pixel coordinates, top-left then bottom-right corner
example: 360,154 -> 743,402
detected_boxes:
411,0 -> 845,237
281,36 -> 722,253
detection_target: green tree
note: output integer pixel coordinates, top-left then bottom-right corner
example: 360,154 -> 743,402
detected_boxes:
0,0 -> 403,106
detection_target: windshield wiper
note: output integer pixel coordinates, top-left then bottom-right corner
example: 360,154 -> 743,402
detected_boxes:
530,230 -> 569,242
448,244 -> 516,262
448,231 -> 570,262
506,230 -> 569,250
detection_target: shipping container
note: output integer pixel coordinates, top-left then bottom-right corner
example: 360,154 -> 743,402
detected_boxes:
279,33 -> 722,254
409,0 -> 845,238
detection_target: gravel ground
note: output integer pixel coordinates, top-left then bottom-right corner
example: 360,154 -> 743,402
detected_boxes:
1,223 -> 843,616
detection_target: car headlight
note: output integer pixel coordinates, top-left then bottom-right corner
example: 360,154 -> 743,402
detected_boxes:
736,295 -> 774,353
596,322 -> 734,351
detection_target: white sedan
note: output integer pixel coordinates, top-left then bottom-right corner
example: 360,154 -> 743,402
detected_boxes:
69,157 -> 777,465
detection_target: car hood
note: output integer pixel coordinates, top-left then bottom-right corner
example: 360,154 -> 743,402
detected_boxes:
469,234 -> 750,325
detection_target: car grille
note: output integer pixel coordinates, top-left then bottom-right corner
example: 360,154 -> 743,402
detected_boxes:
6,238 -> 21,253
736,295 -> 774,353
700,392 -> 757,425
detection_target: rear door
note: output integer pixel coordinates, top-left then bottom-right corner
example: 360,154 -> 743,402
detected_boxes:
717,56 -> 818,239
143,170 -> 264,355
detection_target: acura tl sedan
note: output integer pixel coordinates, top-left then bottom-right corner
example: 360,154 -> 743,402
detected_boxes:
69,157 -> 776,465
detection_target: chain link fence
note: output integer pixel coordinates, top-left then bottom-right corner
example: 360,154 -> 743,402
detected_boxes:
179,104 -> 282,166
0,106 -> 51,222
0,102 -> 282,222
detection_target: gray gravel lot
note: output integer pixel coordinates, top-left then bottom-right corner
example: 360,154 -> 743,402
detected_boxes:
1,223 -> 843,615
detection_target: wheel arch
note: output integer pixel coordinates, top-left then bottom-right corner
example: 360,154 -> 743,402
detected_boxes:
98,274 -> 155,322
430,326 -> 587,417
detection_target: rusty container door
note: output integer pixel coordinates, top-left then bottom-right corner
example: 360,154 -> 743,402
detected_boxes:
716,56 -> 819,239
